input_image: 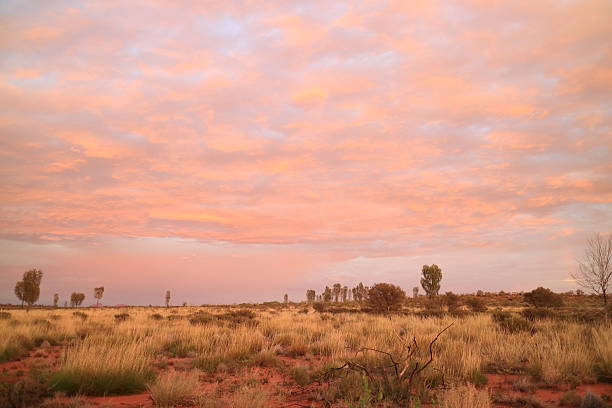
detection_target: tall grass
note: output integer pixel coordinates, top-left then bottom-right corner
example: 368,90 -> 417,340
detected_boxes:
50,335 -> 154,395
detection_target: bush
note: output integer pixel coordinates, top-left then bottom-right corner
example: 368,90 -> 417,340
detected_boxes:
114,313 -> 130,322
0,377 -> 51,408
312,302 -> 327,313
147,370 -> 199,408
466,297 -> 487,313
188,312 -> 215,326
559,391 -> 582,407
492,312 -> 534,334
366,283 -> 406,312
581,391 -> 607,408
72,312 -> 87,321
521,307 -> 554,321
0,312 -> 11,320
149,313 -> 164,320
523,287 -> 563,308
443,292 -> 461,312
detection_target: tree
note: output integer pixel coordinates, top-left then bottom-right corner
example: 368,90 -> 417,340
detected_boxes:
332,283 -> 342,302
14,269 -> 43,310
421,264 -> 442,298
14,281 -> 25,307
306,289 -> 316,303
442,291 -> 461,312
366,283 -> 406,312
53,293 -> 59,307
94,287 -> 104,307
412,287 -> 419,298
352,282 -> 367,303
283,293 -> 289,303
165,290 -> 171,307
341,286 -> 348,302
323,286 -> 333,302
572,233 -> 612,305
523,287 -> 563,308
70,292 -> 85,307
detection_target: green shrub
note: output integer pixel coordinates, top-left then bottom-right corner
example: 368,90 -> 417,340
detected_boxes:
492,312 -> 534,334
149,313 -> 164,320
0,377 -> 51,408
559,391 -> 582,407
521,307 -> 554,321
466,297 -> 487,313
523,287 -> 563,308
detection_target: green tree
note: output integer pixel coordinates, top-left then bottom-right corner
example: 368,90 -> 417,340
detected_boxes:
366,283 -> 406,312
523,287 -> 563,308
71,292 -> 85,307
332,283 -> 342,302
352,282 -> 368,303
283,293 -> 289,303
14,281 -> 25,307
421,264 -> 442,298
306,289 -> 316,303
94,286 -> 104,307
323,286 -> 333,302
14,269 -> 43,310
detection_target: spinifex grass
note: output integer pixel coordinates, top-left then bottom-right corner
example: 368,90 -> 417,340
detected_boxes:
50,335 -> 154,395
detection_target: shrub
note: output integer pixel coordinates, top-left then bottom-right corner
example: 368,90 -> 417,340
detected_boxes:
523,287 -> 563,308
231,385 -> 267,408
559,391 -> 582,407
366,283 -> 406,312
188,312 -> 215,326
466,297 -> 487,313
581,391 -> 607,408
148,370 -> 199,408
72,312 -> 87,321
114,313 -> 130,322
492,312 -> 534,334
0,377 -> 51,408
0,312 -> 11,320
149,313 -> 164,320
290,365 -> 311,386
443,292 -> 461,312
312,302 -> 327,313
521,307 -> 554,321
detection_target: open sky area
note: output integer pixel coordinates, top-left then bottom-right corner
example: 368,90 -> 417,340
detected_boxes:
0,0 -> 611,305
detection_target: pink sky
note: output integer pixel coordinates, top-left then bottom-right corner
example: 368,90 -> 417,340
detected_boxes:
1,0 -> 611,305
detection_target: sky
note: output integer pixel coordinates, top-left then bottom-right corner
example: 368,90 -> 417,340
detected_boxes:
0,0 -> 611,305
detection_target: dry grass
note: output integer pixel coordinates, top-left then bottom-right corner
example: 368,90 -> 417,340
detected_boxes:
439,384 -> 491,408
1,305 -> 610,405
148,370 -> 200,407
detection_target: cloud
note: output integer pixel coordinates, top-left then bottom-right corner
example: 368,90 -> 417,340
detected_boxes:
0,0 -> 610,302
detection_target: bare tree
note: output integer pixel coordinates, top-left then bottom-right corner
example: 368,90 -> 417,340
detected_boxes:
572,233 -> 612,305
165,290 -> 171,307
94,287 -> 104,307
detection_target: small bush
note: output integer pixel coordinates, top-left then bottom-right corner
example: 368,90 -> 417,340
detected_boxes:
521,307 -> 554,321
114,313 -> 130,322
290,366 -> 311,386
149,313 -> 164,321
492,312 -> 534,334
523,287 -> 563,308
148,370 -> 199,408
231,385 -> 267,408
0,312 -> 11,320
581,391 -> 607,408
443,292 -> 461,312
560,391 -> 582,407
188,312 -> 215,326
312,302 -> 327,313
72,312 -> 87,321
0,377 -> 51,408
466,297 -> 487,313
